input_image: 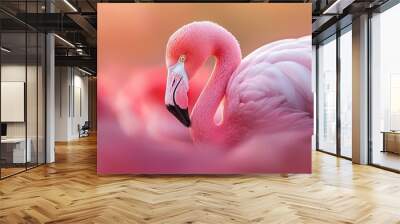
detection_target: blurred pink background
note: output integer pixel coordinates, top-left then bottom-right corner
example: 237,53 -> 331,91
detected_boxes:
97,3 -> 311,174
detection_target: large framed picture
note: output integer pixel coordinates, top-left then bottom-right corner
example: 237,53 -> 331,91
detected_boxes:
98,3 -> 312,174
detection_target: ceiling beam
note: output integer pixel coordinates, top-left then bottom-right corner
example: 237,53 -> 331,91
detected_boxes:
55,55 -> 96,71
67,13 -> 97,39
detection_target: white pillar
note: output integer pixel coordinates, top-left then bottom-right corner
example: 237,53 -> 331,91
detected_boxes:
46,32 -> 55,163
45,0 -> 55,163
352,14 -> 369,164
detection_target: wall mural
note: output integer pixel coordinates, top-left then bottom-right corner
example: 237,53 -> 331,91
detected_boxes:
98,3 -> 313,174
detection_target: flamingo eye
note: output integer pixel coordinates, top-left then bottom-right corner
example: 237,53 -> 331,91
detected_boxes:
179,55 -> 186,63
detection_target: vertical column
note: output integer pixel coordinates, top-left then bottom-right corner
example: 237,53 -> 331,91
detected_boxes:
46,0 -> 55,163
352,14 -> 369,164
54,67 -> 73,141
312,45 -> 317,151
336,30 -> 341,156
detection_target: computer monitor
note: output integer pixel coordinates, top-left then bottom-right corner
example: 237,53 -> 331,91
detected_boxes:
1,123 -> 7,137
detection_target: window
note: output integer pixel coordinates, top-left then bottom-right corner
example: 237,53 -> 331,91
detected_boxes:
371,3 -> 400,171
339,28 -> 352,158
317,36 -> 337,154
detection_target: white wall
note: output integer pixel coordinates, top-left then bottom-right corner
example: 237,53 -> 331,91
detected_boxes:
1,82 -> 25,122
1,65 -> 39,137
72,73 -> 89,137
312,45 -> 317,151
55,66 -> 70,141
55,67 -> 89,141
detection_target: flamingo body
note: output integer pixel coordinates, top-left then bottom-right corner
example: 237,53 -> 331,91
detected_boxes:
223,36 -> 313,145
165,21 -> 313,148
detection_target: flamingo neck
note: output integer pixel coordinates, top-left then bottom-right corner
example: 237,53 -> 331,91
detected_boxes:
190,31 -> 241,146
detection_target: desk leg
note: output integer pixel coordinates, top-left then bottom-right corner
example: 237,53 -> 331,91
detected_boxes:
382,133 -> 386,153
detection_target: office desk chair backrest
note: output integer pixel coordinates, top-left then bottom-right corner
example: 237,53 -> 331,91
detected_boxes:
1,123 -> 7,137
82,121 -> 90,130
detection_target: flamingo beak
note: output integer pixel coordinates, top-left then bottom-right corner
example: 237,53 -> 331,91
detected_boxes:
165,58 -> 191,127
166,104 -> 191,127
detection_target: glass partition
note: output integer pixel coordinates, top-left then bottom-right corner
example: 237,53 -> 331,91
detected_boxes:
371,4 -> 400,171
339,28 -> 352,158
27,30 -> 38,169
1,30 -> 28,177
0,1 -> 46,179
317,36 -> 337,154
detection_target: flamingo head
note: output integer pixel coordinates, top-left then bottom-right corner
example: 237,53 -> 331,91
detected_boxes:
165,55 -> 191,127
165,22 -> 211,127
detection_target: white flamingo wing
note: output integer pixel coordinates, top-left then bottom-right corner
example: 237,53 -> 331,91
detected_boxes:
224,36 -> 313,135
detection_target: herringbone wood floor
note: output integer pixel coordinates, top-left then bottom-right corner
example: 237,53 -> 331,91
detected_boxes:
1,135 -> 400,224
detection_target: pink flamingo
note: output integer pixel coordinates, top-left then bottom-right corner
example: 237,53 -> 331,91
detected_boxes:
165,21 -> 313,148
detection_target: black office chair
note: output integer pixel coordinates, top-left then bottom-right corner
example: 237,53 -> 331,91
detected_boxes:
79,121 -> 90,138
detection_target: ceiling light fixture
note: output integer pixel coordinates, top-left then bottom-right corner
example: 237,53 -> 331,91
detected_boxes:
54,34 -> 75,48
1,47 -> 11,53
323,0 -> 354,15
78,67 -> 93,76
76,48 -> 85,55
63,0 -> 78,12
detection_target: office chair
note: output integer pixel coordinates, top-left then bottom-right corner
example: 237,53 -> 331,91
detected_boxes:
79,121 -> 90,138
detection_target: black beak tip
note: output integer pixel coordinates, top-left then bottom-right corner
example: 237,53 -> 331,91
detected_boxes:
166,104 -> 191,127
183,119 -> 191,127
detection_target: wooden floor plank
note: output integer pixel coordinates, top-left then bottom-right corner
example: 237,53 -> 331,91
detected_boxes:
1,135 -> 400,223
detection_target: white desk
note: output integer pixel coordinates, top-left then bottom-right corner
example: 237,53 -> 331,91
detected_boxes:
1,138 -> 31,163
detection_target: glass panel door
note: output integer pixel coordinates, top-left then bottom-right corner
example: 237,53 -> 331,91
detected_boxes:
0,1 -> 46,179
371,4 -> 400,171
318,37 -> 337,154
1,31 -> 28,177
27,30 -> 38,169
339,28 -> 352,158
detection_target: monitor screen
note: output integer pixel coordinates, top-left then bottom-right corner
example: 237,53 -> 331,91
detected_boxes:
1,123 -> 7,137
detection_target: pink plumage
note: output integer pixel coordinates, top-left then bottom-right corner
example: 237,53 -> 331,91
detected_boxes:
104,66 -> 209,143
165,21 -> 313,148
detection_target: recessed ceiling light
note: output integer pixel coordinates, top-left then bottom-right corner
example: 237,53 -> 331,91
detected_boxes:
63,0 -> 78,12
78,67 -> 93,76
54,34 -> 75,48
1,47 -> 11,53
323,0 -> 354,15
